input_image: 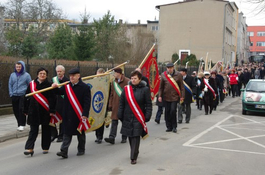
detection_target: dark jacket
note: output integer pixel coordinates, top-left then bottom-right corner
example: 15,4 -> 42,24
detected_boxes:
159,70 -> 185,102
118,81 -> 152,137
183,74 -> 197,104
24,78 -> 56,125
201,77 -> 218,100
58,80 -> 91,135
108,74 -> 130,120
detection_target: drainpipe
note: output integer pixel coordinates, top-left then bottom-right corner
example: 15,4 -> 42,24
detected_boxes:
222,3 -> 228,64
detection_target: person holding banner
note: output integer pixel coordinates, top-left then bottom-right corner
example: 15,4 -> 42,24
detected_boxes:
201,71 -> 217,115
50,65 -> 69,142
23,67 -> 56,156
178,68 -> 196,124
104,68 -> 129,144
158,62 -> 185,133
118,70 -> 152,165
53,68 -> 91,158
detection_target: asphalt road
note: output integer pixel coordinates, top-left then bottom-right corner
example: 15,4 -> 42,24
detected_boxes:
1,96 -> 265,175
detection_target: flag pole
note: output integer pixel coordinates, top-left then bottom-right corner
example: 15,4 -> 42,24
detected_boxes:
138,43 -> 156,68
25,72 -> 111,97
106,61 -> 129,73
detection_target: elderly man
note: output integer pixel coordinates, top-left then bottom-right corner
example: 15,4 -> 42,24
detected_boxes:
158,63 -> 185,133
53,68 -> 91,158
104,68 -> 130,144
50,65 -> 69,142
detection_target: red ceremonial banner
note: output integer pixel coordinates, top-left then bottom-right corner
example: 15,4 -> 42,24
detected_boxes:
139,46 -> 160,101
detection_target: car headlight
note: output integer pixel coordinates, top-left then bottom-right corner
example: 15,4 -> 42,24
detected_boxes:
245,97 -> 254,102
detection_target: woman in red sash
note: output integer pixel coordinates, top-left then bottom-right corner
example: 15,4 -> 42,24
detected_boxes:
118,70 -> 152,165
23,67 -> 56,156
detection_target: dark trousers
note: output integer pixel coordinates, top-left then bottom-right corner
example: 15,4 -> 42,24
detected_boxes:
61,133 -> 86,153
11,96 -> 26,127
203,92 -> 213,114
164,101 -> 178,130
237,83 -> 242,96
129,136 -> 140,160
25,125 -> 51,150
155,106 -> 163,122
109,120 -> 127,140
51,122 -> 64,139
231,84 -> 237,97
95,123 -> 105,140
219,89 -> 224,103
178,103 -> 191,122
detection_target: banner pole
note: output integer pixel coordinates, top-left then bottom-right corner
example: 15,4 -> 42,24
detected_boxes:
138,43 -> 156,68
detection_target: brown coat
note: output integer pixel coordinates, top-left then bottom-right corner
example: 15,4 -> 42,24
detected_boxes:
109,74 -> 130,120
159,70 -> 185,102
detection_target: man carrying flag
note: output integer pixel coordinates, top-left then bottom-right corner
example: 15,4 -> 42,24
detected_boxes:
158,63 -> 185,133
52,68 -> 91,158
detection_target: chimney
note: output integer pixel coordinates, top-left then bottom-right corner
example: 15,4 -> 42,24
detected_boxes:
119,19 -> 123,24
138,20 -> 140,24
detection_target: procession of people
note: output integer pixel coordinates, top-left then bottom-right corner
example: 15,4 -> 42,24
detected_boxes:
8,58 -> 262,165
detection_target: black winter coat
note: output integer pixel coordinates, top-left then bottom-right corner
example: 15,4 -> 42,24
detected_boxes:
57,80 -> 91,135
24,78 -> 56,125
183,75 -> 197,104
118,81 -> 152,137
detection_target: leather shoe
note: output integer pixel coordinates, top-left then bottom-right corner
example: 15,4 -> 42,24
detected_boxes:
131,159 -> 137,165
51,136 -> 58,142
77,152 -> 85,156
172,128 -> 177,133
43,150 -> 49,154
104,138 -> 115,144
166,129 -> 172,132
155,119 -> 160,124
57,151 -> 68,158
95,139 -> 99,143
205,112 -> 208,115
178,120 -> 182,124
121,139 -> 127,143
186,121 -> 189,124
97,139 -> 102,144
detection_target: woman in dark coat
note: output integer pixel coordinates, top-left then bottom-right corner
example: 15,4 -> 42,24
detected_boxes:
118,70 -> 152,165
23,67 -> 56,156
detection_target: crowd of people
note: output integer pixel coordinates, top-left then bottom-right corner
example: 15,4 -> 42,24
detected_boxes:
8,60 -> 264,165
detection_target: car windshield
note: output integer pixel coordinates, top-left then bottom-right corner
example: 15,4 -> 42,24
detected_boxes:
246,81 -> 265,92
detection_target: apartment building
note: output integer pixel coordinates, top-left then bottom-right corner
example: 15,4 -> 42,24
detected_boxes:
247,26 -> 265,56
155,0 -> 240,65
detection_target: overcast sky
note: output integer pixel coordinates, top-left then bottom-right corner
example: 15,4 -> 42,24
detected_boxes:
1,0 -> 265,26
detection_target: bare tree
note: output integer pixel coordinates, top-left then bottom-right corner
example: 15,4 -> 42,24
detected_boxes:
243,0 -> 265,15
4,0 -> 27,28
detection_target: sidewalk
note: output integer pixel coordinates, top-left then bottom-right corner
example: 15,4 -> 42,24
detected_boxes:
0,114 -> 30,142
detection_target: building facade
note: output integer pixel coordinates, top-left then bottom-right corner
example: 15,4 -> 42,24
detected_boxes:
155,0 -> 239,65
237,12 -> 249,64
247,26 -> 265,56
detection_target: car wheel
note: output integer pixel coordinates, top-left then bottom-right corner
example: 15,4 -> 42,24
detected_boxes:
242,109 -> 246,115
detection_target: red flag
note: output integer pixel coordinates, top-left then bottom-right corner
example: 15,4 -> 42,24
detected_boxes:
139,46 -> 160,101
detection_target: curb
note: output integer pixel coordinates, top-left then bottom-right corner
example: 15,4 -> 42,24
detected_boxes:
0,129 -> 30,143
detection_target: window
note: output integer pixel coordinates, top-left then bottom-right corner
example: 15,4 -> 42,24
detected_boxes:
257,32 -> 265,36
151,26 -> 158,31
250,42 -> 253,46
247,32 -> 254,36
256,42 -> 265,46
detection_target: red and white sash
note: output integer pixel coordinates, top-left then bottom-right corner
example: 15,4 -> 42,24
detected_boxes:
124,85 -> 148,139
65,84 -> 90,133
163,71 -> 181,97
203,78 -> 216,100
30,81 -> 62,126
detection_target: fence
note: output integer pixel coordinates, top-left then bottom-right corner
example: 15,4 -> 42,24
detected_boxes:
0,57 -> 198,106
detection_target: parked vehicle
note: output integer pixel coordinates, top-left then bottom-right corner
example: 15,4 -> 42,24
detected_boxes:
241,79 -> 265,115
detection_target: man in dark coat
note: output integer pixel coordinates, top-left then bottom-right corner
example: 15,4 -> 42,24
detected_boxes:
178,68 -> 196,124
50,65 -> 69,142
104,68 -> 130,144
243,68 -> 251,87
158,63 -> 185,133
54,68 -> 91,158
